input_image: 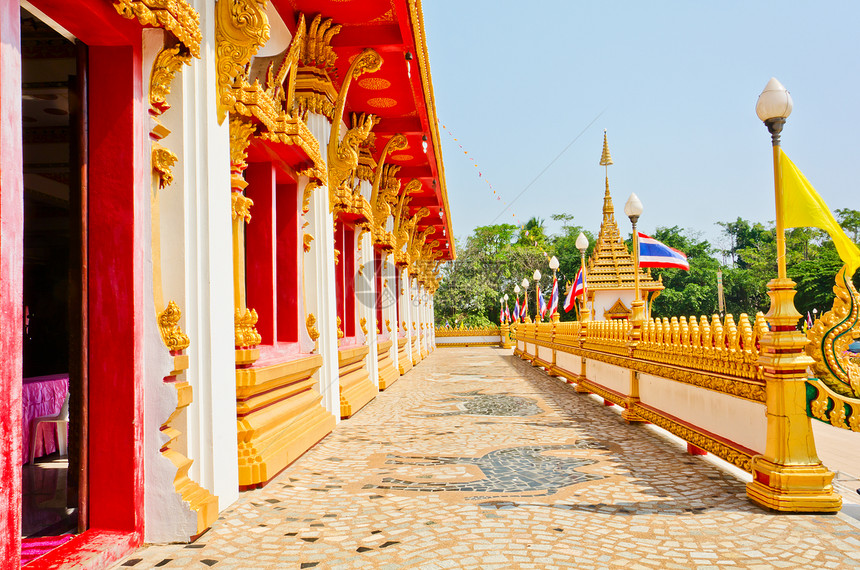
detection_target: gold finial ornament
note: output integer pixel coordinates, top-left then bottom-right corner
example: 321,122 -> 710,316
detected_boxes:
599,129 -> 614,167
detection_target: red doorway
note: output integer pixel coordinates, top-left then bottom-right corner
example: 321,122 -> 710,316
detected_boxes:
1,0 -> 146,567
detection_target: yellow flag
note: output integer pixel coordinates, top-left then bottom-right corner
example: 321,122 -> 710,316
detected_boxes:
779,148 -> 860,274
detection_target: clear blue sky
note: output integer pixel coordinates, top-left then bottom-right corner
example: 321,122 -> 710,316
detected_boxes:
423,1 -> 860,254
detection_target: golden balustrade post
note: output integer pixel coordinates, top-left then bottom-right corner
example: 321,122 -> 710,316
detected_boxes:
746,78 -> 840,512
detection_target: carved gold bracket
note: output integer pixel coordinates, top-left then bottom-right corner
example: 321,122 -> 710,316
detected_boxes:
326,48 -> 383,215
152,145 -> 179,189
114,0 -> 202,58
158,300 -> 191,352
214,0 -> 270,124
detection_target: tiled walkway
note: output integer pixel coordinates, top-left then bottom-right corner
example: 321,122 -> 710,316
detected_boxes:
116,348 -> 860,569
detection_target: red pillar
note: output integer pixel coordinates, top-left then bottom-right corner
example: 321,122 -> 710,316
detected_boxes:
0,0 -> 24,564
86,44 -> 144,537
245,163 -> 277,344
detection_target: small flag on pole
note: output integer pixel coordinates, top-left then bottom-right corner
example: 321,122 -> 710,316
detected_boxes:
638,233 -> 690,270
521,295 -> 528,320
538,290 -> 548,319
514,298 -> 521,322
548,277 -> 559,317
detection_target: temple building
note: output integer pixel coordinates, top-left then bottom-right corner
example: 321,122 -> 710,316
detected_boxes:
0,0 -> 452,566
584,133 -> 663,320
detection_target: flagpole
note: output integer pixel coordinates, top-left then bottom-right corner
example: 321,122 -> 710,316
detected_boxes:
771,126 -> 787,279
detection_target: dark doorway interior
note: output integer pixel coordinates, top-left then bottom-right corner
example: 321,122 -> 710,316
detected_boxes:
20,6 -> 81,546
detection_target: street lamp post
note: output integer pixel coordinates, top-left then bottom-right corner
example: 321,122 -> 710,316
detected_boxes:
533,269 -> 542,323
549,256 -> 560,322
521,277 -> 531,323
624,193 -> 646,335
576,232 -> 589,322
745,78 -> 840,513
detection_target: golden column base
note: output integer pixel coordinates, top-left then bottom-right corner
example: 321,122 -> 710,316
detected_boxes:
747,458 -> 841,512
745,277 -> 841,512
500,323 -> 512,349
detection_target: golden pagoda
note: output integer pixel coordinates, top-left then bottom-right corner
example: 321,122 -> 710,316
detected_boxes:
585,131 -> 663,319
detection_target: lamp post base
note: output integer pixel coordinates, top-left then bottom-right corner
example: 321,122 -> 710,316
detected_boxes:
746,456 -> 841,513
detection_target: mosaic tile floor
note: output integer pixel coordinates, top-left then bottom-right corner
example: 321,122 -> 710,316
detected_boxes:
115,347 -> 860,569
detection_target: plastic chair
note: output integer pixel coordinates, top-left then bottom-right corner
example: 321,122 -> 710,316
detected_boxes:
29,392 -> 69,464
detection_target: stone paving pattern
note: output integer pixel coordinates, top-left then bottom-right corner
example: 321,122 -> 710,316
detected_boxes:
116,348 -> 860,569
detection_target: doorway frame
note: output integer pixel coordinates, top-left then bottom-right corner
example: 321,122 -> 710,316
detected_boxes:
1,0 -> 147,566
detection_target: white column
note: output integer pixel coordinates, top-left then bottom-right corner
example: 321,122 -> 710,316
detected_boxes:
304,113 -> 340,419
398,266 -> 412,367
430,295 -> 437,349
141,30 -> 198,542
357,215 -> 378,387
180,0 -> 239,511
384,253 -> 398,371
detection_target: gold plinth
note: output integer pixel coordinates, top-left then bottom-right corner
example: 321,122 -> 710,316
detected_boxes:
745,277 -> 841,512
236,354 -> 334,489
376,339 -> 398,390
339,345 -> 377,418
397,336 -> 412,375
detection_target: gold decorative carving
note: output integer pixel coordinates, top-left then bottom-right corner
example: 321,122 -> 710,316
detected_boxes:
367,97 -> 397,108
329,113 -> 378,216
303,233 -> 314,252
214,0 -> 270,124
360,317 -> 368,336
158,300 -> 191,352
358,77 -> 391,90
152,145 -> 179,190
232,192 -> 253,223
229,117 -> 256,178
235,307 -> 262,348
385,319 -> 392,333
150,45 -> 192,115
306,313 -> 320,342
370,136 -> 407,247
807,266 -> 860,399
336,316 -> 345,339
301,14 -> 341,71
327,47 -> 383,215
435,325 -> 501,338
114,0 -> 202,58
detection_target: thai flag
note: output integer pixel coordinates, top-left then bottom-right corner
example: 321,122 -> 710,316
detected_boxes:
637,232 -> 690,270
514,298 -> 521,322
548,277 -> 559,316
505,304 -> 511,323
564,268 -> 586,312
521,296 -> 528,320
500,306 -> 504,323
538,289 -> 548,319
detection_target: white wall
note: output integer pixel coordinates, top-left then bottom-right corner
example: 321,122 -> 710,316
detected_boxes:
639,373 -> 767,453
142,29 -> 198,543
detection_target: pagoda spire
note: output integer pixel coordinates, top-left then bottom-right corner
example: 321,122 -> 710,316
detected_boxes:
599,129 -> 614,219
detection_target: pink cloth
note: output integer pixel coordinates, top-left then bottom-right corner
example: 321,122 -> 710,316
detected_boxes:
22,374 -> 69,464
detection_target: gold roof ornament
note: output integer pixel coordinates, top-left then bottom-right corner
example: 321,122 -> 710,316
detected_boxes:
599,129 -> 613,167
586,131 -> 663,293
